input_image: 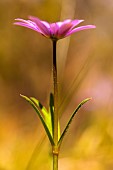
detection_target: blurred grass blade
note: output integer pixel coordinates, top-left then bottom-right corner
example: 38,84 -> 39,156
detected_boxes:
20,94 -> 54,145
26,134 -> 46,170
58,98 -> 91,147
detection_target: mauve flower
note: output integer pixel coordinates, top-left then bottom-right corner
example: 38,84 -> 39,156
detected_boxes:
14,16 -> 96,40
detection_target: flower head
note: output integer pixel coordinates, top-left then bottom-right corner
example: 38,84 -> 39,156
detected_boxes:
14,16 -> 96,41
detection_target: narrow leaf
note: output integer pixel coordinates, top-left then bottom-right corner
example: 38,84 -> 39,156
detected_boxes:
30,97 -> 43,109
49,93 -> 60,139
30,97 -> 48,118
49,93 -> 54,136
20,94 -> 54,145
49,93 -> 60,140
30,97 -> 53,137
58,98 -> 91,147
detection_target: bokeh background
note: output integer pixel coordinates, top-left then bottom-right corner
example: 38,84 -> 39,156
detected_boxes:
0,0 -> 113,170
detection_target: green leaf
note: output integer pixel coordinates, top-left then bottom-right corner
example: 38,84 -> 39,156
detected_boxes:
58,98 -> 91,147
20,94 -> 54,145
58,121 -> 60,141
30,97 -> 43,109
30,97 -> 53,137
49,93 -> 60,140
49,93 -> 54,136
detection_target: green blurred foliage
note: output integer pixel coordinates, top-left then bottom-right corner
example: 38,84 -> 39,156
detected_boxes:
0,0 -> 113,169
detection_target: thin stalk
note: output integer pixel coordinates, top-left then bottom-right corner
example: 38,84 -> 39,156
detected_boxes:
53,40 -> 58,144
52,40 -> 59,170
53,152 -> 58,170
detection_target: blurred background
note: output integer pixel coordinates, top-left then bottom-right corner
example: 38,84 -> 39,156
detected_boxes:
0,0 -> 113,169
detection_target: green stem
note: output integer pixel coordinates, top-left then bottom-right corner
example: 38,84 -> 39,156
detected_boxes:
53,152 -> 58,170
52,40 -> 59,170
53,40 -> 58,144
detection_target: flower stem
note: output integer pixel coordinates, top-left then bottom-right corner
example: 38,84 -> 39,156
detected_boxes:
53,40 -> 58,144
53,152 -> 58,170
52,40 -> 59,170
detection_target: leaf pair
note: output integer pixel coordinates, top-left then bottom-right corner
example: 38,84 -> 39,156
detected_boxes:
21,94 -> 91,148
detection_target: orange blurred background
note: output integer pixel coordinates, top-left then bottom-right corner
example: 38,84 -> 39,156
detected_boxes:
0,0 -> 113,169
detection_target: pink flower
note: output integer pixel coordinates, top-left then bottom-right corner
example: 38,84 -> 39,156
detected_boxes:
14,16 -> 96,40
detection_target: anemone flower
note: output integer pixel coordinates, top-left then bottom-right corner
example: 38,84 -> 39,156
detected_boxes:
14,16 -> 96,170
14,16 -> 96,41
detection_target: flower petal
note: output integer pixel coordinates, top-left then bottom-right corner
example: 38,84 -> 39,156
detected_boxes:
71,19 -> 84,28
14,22 -> 40,32
57,19 -> 84,38
58,19 -> 72,36
29,16 -> 50,36
66,25 -> 96,36
50,23 -> 59,37
41,21 -> 50,28
14,18 -> 41,32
